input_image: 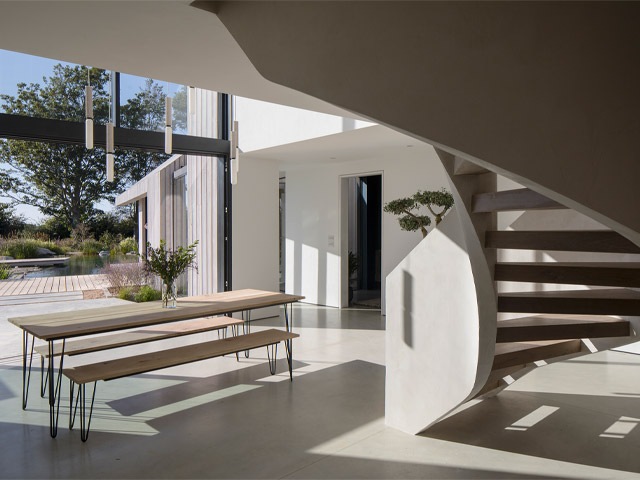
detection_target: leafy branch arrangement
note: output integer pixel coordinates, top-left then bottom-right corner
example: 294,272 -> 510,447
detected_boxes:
384,188 -> 454,238
140,240 -> 198,305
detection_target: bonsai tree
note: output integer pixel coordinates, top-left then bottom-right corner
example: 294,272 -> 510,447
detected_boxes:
384,188 -> 454,238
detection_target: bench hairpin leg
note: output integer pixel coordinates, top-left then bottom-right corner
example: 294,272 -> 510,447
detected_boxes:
48,339 -> 65,438
266,343 -> 278,375
69,380 -> 82,430
78,381 -> 98,442
22,331 -> 35,410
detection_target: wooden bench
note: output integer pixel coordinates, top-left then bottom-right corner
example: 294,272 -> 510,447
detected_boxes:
34,316 -> 244,396
63,328 -> 299,441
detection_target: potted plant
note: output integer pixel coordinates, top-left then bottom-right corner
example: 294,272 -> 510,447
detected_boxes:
348,251 -> 358,304
384,188 -> 454,238
140,240 -> 198,308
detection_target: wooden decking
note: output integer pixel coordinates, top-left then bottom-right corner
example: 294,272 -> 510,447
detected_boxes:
0,274 -> 108,297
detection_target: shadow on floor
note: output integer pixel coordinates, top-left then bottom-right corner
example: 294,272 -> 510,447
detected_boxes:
423,391 -> 640,474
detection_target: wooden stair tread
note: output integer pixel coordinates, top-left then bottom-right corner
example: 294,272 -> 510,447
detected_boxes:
64,329 -> 299,384
35,316 -> 244,357
498,288 -> 640,315
496,314 -> 630,342
499,288 -> 640,299
495,262 -> 640,287
486,230 -> 640,253
493,339 -> 581,370
473,188 -> 565,213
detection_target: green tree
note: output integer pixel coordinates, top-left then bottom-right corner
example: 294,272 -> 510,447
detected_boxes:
0,202 -> 26,235
384,188 -> 454,238
0,65 -> 115,229
118,78 -> 171,186
0,65 -> 175,231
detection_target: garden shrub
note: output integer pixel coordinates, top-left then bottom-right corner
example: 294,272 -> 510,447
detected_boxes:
134,285 -> 162,302
102,261 -> 150,292
0,264 -> 11,280
117,287 -> 134,301
119,237 -> 138,254
80,239 -> 104,255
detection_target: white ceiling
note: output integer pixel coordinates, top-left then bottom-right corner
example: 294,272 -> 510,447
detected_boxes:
247,125 -> 430,167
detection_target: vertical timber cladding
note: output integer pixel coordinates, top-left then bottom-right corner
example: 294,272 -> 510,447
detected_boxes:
185,89 -> 223,296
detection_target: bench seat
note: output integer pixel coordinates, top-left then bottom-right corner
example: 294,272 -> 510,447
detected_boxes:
35,316 -> 244,357
63,328 -> 299,441
64,328 -> 298,384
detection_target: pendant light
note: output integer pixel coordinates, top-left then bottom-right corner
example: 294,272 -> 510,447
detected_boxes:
106,121 -> 114,182
230,120 -> 239,185
105,72 -> 114,182
85,67 -> 93,149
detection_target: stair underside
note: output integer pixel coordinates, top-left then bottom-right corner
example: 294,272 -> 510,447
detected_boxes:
453,158 -> 490,175
495,262 -> 640,287
486,230 -> 640,253
473,188 -> 565,213
496,314 -> 630,342
493,339 -> 582,370
498,288 -> 640,315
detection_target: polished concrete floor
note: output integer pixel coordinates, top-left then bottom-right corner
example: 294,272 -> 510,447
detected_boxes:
1,300 -> 639,479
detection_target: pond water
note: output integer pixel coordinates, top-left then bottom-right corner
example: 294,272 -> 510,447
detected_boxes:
24,254 -> 140,278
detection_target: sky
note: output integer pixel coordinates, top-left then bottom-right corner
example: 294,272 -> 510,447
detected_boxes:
0,49 -> 182,223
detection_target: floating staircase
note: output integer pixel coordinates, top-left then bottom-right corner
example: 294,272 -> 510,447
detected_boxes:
469,185 -> 637,396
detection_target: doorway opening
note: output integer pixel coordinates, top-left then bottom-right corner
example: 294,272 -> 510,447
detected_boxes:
344,174 -> 382,309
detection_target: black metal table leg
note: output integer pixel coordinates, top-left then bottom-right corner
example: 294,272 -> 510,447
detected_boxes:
244,310 -> 251,358
48,339 -> 65,438
22,331 -> 35,410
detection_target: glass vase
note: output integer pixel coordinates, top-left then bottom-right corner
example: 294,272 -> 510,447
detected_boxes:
162,281 -> 177,308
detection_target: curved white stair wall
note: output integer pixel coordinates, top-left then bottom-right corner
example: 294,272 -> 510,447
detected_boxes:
385,207 -> 497,434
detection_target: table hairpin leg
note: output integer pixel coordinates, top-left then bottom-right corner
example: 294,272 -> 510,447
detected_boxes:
47,339 -> 65,438
284,303 -> 294,381
21,331 -> 35,410
243,310 -> 251,358
285,336 -> 293,382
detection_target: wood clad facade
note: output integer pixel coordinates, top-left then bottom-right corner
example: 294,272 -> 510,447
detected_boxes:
116,88 -> 222,296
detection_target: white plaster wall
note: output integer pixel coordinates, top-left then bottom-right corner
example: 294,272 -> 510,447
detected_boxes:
386,208 -> 494,434
232,155 -> 280,319
285,145 -> 449,311
235,96 -> 373,152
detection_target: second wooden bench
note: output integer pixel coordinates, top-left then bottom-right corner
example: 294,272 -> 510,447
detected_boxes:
63,328 -> 299,441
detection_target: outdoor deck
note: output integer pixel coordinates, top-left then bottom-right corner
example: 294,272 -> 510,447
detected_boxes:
0,274 -> 108,297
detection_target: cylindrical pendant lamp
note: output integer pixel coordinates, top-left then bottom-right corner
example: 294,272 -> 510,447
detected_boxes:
106,122 -> 114,182
85,85 -> 93,149
165,96 -> 173,154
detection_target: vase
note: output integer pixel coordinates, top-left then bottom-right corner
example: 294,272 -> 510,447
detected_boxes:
162,281 -> 177,308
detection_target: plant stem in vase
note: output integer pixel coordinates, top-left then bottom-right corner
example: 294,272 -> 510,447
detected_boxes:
162,281 -> 178,308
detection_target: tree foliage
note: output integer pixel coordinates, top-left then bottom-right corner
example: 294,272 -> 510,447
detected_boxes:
384,188 -> 454,238
0,64 -> 177,230
0,202 -> 26,236
141,239 -> 198,287
0,65 -> 115,229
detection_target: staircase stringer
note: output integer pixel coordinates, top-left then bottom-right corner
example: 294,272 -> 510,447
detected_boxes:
435,148 -> 498,399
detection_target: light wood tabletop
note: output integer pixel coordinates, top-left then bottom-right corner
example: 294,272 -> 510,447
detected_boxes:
9,289 -> 304,341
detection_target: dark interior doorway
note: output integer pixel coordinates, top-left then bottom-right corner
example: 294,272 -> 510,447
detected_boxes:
348,174 -> 382,308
